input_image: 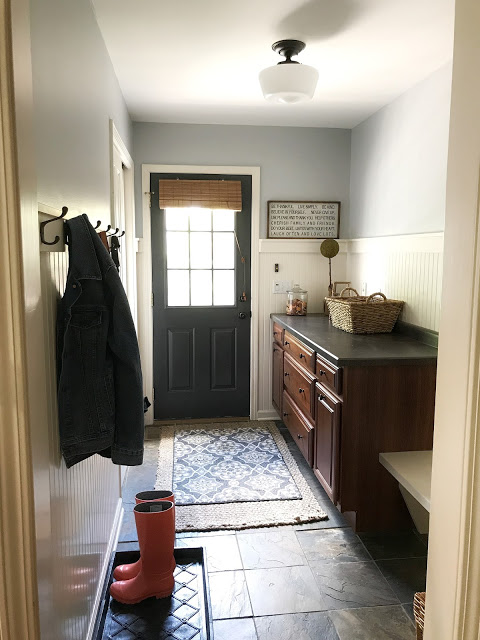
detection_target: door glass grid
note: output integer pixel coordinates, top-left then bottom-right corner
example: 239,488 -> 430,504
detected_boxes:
165,208 -> 236,307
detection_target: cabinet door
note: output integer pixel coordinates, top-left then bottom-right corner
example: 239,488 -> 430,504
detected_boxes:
314,384 -> 341,503
272,343 -> 284,413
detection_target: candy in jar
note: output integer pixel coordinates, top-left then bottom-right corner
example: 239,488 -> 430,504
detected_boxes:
286,285 -> 308,316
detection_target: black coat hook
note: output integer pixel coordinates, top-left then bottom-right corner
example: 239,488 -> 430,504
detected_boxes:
107,227 -> 119,237
117,230 -> 125,238
40,206 -> 68,246
105,224 -> 112,233
94,220 -> 102,230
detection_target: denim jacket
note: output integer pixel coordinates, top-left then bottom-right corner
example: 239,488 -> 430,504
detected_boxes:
57,214 -> 144,468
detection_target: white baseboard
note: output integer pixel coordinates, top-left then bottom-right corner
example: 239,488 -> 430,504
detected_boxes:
256,409 -> 280,421
85,498 -> 124,640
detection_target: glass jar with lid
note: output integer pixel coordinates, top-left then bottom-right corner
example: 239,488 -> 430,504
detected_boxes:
286,284 -> 308,316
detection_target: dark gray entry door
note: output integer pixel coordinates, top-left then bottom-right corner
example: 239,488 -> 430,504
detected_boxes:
151,173 -> 252,419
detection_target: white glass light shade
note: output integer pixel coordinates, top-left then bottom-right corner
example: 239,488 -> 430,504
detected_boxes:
259,63 -> 319,104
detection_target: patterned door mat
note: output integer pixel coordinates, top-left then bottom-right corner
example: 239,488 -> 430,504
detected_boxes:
172,423 -> 301,505
156,421 -> 327,532
97,548 -> 213,640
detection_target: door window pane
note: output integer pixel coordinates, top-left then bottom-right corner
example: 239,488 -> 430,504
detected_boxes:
191,270 -> 213,306
189,208 -> 211,231
213,210 -> 235,231
165,208 -> 189,230
213,232 -> 235,269
166,232 -> 189,268
190,232 -> 212,269
167,270 -> 189,306
213,270 -> 235,306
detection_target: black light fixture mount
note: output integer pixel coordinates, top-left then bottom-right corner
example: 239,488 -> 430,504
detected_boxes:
271,39 -> 306,64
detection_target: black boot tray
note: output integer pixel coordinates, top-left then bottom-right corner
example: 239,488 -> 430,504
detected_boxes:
96,547 -> 213,639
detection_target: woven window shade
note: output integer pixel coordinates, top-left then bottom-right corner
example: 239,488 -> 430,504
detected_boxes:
159,179 -> 242,211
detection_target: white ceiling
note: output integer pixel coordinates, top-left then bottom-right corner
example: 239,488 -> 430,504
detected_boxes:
92,0 -> 454,129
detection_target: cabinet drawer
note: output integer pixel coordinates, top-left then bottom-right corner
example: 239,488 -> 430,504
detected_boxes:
283,352 -> 316,421
316,354 -> 342,395
282,391 -> 313,466
273,322 -> 284,346
283,331 -> 315,373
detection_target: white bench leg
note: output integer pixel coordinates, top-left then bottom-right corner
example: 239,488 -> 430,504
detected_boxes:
399,485 -> 430,534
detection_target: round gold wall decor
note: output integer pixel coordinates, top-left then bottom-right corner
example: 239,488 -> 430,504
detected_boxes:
320,238 -> 340,258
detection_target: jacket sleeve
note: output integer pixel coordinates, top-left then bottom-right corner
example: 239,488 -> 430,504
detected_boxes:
105,267 -> 144,466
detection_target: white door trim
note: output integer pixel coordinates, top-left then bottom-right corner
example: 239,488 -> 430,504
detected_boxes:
140,163 -> 261,424
424,0 -> 480,636
1,0 -> 41,636
110,120 -> 137,327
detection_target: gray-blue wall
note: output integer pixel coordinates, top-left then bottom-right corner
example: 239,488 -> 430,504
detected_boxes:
133,123 -> 351,237
346,63 -> 452,238
30,0 -> 132,221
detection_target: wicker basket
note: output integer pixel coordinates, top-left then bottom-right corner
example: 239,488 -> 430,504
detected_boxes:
413,592 -> 426,639
325,287 -> 404,334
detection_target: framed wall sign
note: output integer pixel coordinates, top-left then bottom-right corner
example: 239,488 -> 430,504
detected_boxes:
267,201 -> 340,239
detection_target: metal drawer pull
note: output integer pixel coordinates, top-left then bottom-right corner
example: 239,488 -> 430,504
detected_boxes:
319,370 -> 326,376
284,341 -> 290,346
318,394 -> 326,401
273,331 -> 277,335
299,353 -> 305,359
283,412 -> 288,417
297,434 -> 303,439
298,388 -> 305,394
284,372 -> 289,377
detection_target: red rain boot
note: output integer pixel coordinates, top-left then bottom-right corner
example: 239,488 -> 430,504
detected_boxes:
110,501 -> 175,604
113,491 -> 174,581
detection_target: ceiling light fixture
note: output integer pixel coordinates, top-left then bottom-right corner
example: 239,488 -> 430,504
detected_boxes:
259,39 -> 319,104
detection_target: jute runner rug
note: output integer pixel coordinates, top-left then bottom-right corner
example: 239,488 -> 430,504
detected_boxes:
155,421 -> 328,532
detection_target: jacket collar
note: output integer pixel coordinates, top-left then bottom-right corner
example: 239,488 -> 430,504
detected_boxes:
66,214 -> 102,280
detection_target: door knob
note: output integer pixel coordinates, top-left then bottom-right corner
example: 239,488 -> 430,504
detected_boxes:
238,312 -> 247,319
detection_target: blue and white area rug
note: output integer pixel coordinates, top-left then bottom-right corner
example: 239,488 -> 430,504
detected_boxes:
155,421 -> 327,531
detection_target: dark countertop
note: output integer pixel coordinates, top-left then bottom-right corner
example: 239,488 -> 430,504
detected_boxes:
271,314 -> 438,367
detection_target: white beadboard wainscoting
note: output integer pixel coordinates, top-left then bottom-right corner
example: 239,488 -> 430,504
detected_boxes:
347,233 -> 444,332
257,233 -> 444,419
39,221 -> 123,640
257,239 -> 348,419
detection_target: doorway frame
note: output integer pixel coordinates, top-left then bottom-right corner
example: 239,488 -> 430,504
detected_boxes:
139,164 -> 260,425
110,120 -> 137,328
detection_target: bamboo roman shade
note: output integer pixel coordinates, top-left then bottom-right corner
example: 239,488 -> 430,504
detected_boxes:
159,179 -> 242,211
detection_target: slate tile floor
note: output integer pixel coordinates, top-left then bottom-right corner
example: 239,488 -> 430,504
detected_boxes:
116,423 -> 427,639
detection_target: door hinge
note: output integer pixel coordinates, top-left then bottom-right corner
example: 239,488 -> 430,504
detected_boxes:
151,292 -> 154,306
144,191 -> 154,208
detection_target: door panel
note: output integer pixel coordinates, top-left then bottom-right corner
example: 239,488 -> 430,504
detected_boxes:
152,173 -> 251,419
167,329 -> 194,391
211,328 -> 237,389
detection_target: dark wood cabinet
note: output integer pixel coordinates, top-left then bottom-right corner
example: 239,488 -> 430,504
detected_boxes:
272,342 -> 284,414
314,383 -> 341,503
271,315 -> 437,532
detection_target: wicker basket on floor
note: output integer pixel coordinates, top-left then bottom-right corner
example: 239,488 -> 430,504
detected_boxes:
325,287 -> 404,334
413,591 -> 426,639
